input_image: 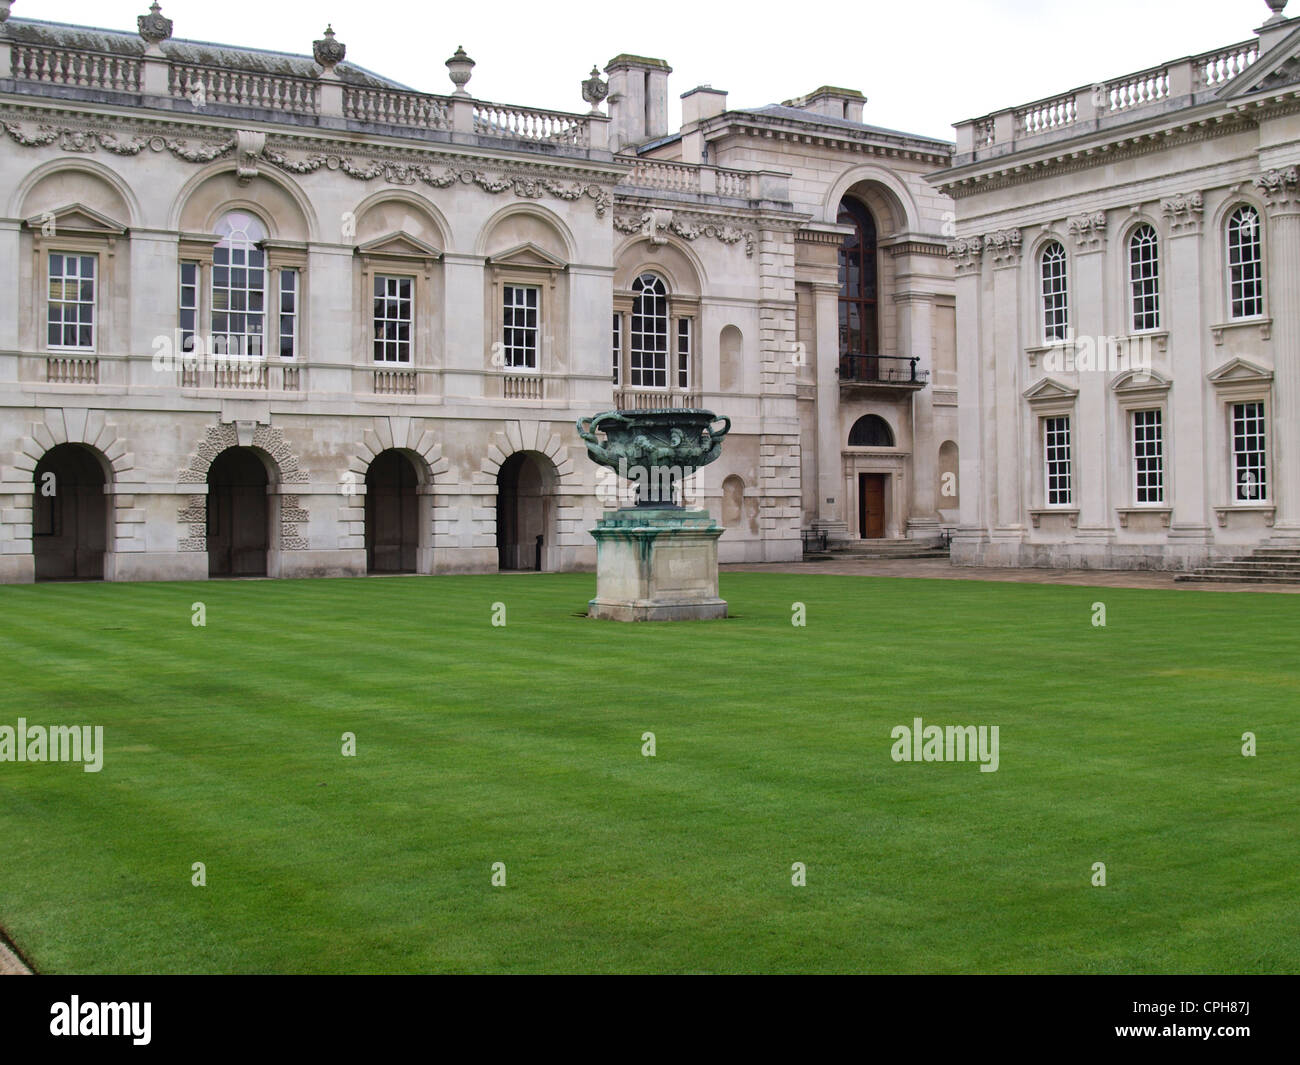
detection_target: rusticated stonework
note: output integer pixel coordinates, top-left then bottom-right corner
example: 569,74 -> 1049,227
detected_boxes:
176,423 -> 310,552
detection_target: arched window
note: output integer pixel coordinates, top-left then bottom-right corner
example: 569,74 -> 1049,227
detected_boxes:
1227,206 -> 1263,320
838,197 -> 878,358
1128,224 -> 1160,332
848,414 -> 894,447
212,211 -> 268,358
1040,241 -> 1068,342
630,273 -> 669,389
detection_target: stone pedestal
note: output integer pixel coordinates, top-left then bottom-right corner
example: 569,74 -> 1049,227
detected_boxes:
588,506 -> 727,621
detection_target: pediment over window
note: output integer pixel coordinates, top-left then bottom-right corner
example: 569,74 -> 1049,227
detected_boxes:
24,203 -> 128,236
487,241 -> 568,271
355,232 -> 442,260
1208,357 -> 1273,386
1111,368 -> 1171,394
1023,377 -> 1079,404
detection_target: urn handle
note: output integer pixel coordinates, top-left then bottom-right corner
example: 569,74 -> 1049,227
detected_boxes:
707,415 -> 731,441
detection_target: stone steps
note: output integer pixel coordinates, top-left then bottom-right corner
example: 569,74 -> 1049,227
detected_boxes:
823,537 -> 950,561
1176,573 -> 1300,585
1175,546 -> 1300,584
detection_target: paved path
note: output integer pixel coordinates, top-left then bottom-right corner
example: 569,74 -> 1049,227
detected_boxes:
0,936 -> 31,975
722,557 -> 1300,593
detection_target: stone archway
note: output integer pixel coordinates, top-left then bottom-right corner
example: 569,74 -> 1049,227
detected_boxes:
33,443 -> 109,580
366,449 -> 420,574
207,447 -> 271,578
177,422 -> 309,571
344,417 -> 448,575
3,409 -> 133,584
496,451 -> 558,571
475,420 -> 583,572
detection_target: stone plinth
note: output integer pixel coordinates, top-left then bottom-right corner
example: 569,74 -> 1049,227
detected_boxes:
588,506 -> 726,621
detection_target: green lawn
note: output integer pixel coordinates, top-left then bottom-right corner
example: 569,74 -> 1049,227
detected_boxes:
0,572 -> 1295,974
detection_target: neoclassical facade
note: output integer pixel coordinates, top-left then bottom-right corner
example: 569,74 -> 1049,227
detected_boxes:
0,4 -> 958,582
932,0 -> 1300,569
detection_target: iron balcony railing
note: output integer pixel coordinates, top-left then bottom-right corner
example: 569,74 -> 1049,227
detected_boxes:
837,354 -> 929,386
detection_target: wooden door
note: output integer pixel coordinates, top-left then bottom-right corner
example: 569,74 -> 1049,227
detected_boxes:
859,473 -> 886,539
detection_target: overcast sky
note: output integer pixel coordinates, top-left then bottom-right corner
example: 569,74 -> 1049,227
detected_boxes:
17,0 -> 1279,140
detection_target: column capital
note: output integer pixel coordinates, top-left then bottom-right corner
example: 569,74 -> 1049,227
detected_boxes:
1067,211 -> 1107,253
1254,167 -> 1300,214
1161,191 -> 1204,235
984,228 -> 1022,269
946,236 -> 984,276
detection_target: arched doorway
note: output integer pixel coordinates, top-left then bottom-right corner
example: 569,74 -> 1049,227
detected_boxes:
33,444 -> 108,581
496,451 -> 555,571
848,416 -> 896,541
207,447 -> 269,577
366,450 -> 419,574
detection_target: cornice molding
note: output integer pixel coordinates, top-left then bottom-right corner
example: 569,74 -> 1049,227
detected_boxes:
706,113 -> 952,167
885,239 -> 949,258
934,106 -> 1271,201
0,117 -> 616,217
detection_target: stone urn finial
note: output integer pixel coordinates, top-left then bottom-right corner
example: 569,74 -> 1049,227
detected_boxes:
446,46 -> 475,95
137,2 -> 173,45
313,25 -> 346,71
0,2 -> 14,26
1266,0 -> 1290,22
582,66 -> 608,114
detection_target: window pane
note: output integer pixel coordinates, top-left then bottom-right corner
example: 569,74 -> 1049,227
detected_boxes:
1132,409 -> 1164,504
630,274 -> 669,389
47,252 -> 95,349
1041,243 -> 1069,342
373,274 -> 414,362
1232,402 -> 1267,500
1228,207 -> 1263,319
1044,416 -> 1073,506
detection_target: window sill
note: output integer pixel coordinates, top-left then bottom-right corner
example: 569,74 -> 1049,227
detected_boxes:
1116,506 -> 1171,528
1212,318 -> 1271,346
1214,504 -> 1275,527
1029,507 -> 1079,528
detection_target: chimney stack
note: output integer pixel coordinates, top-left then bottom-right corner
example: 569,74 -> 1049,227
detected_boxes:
605,54 -> 672,152
783,86 -> 866,124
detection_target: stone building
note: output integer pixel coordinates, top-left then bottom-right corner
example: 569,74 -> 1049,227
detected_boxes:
931,0 -> 1300,570
0,2 -> 956,582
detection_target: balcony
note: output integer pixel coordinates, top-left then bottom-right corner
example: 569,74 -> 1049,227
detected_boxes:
838,354 -> 929,393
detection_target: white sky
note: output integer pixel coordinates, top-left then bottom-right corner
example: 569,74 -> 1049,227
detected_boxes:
16,0 -> 1279,140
